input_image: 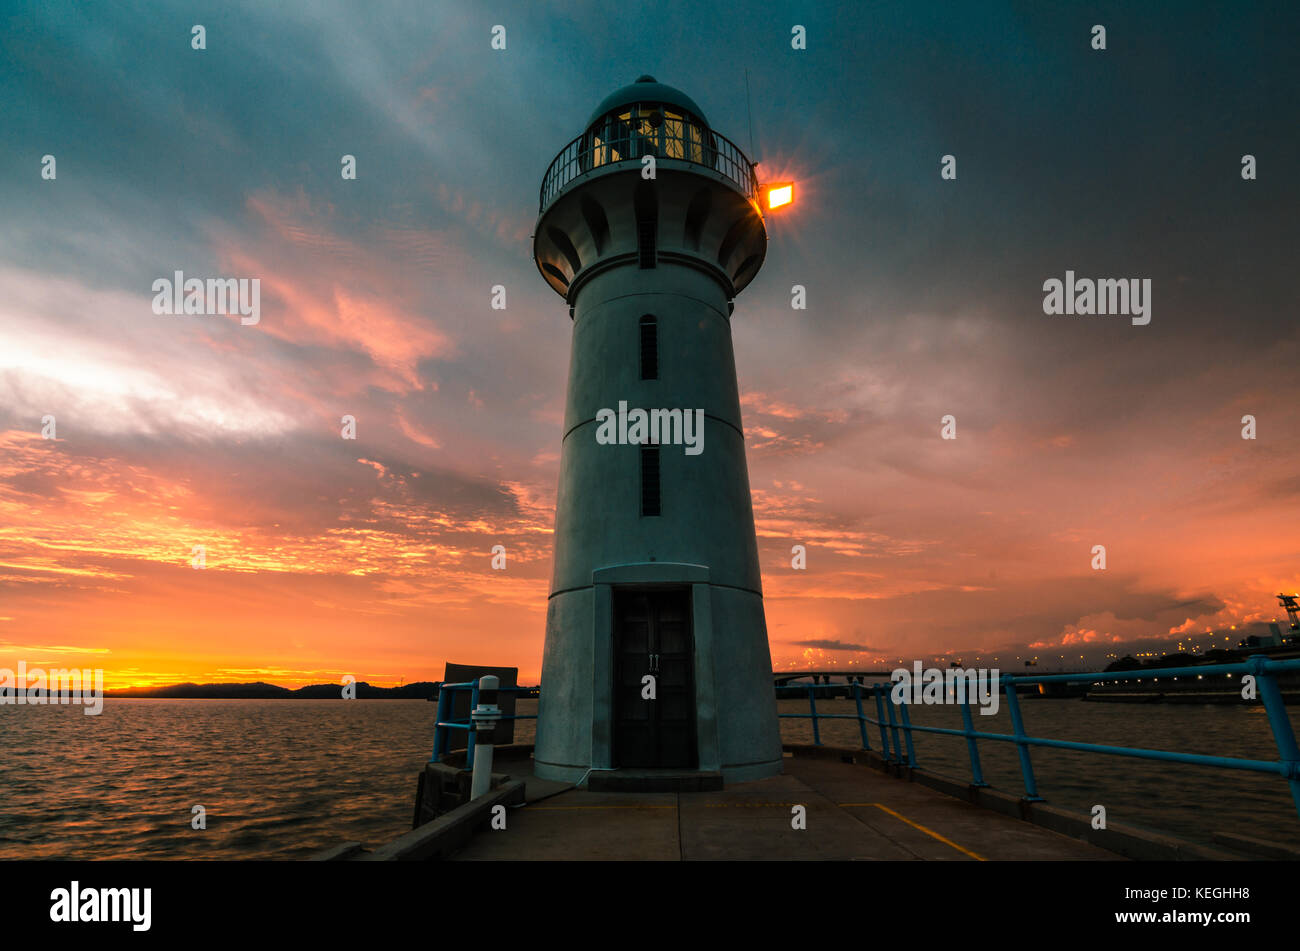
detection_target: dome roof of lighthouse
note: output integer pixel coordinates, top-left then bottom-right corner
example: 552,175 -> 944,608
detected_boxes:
585,75 -> 709,129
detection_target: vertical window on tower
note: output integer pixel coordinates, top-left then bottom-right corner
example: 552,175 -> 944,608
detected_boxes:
640,445 -> 661,517
639,315 -> 658,380
634,181 -> 657,268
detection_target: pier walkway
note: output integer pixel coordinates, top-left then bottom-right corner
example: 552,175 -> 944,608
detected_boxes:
450,751 -> 1120,861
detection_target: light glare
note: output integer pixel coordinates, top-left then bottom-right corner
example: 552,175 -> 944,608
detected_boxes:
767,183 -> 794,210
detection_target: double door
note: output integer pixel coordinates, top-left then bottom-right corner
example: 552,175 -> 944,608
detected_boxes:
612,588 -> 696,769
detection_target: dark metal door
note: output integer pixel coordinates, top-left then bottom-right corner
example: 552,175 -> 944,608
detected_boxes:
613,588 -> 696,768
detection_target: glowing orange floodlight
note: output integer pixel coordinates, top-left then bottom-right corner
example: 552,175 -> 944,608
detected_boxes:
759,181 -> 794,211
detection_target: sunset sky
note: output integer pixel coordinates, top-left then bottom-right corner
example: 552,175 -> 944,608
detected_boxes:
2,1 -> 1297,688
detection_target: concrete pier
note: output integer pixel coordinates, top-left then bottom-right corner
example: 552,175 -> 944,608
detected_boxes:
449,750 -> 1120,861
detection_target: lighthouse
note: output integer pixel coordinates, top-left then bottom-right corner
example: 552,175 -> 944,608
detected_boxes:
531,76 -> 781,786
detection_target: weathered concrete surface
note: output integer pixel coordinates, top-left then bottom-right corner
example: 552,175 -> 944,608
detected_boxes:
492,747 -> 574,803
532,261 -> 784,785
362,780 -> 526,862
450,753 -> 1120,861
800,746 -> 1243,861
532,83 -> 783,786
456,790 -> 682,861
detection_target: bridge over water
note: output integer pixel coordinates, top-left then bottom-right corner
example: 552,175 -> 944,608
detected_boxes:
773,670 -> 896,686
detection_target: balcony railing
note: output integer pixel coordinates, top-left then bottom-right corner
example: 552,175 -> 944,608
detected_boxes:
539,127 -> 759,211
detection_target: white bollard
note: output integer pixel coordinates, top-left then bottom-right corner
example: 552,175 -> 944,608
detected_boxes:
470,675 -> 501,800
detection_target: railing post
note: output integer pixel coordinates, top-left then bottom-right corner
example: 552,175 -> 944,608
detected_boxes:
807,683 -> 821,746
1251,655 -> 1300,820
1002,674 -> 1042,801
852,681 -> 870,751
896,696 -> 918,766
873,686 -> 893,761
960,697 -> 988,787
466,681 -> 480,771
470,676 -> 501,800
431,682 -> 451,762
884,689 -> 905,764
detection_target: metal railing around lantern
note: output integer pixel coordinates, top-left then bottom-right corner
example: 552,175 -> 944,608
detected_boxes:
539,126 -> 759,211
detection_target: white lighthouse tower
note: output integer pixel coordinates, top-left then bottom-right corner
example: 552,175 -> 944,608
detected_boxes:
531,77 -> 781,786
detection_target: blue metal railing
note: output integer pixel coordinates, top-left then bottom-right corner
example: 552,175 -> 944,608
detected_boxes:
430,658 -> 1300,821
430,680 -> 537,770
777,656 -> 1300,819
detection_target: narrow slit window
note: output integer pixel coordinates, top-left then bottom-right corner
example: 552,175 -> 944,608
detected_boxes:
634,182 -> 657,268
639,315 -> 658,380
640,445 -> 661,517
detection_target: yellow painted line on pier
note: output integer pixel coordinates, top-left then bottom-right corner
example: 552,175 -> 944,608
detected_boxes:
839,802 -> 986,861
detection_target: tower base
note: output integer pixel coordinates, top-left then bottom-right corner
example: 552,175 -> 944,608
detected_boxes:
533,758 -> 784,788
534,563 -> 784,787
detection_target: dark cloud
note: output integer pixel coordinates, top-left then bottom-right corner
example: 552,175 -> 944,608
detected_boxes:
791,639 -> 872,653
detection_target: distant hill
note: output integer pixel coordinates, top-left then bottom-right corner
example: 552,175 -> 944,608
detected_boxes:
103,681 -> 441,699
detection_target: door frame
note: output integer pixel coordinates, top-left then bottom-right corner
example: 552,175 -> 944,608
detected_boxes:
590,563 -> 720,773
611,584 -> 696,769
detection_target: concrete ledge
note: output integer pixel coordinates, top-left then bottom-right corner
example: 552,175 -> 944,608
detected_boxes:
414,761 -> 517,826
719,758 -> 785,784
784,744 -> 1245,861
362,779 -> 526,861
309,841 -> 367,862
1212,831 -> 1300,860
